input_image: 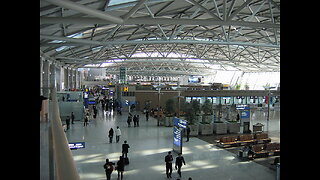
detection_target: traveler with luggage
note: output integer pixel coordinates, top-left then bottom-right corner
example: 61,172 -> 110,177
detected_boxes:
116,156 -> 125,180
122,140 -> 130,164
103,158 -> 115,180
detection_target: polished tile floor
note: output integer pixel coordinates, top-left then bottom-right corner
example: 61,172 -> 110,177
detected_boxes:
66,108 -> 277,180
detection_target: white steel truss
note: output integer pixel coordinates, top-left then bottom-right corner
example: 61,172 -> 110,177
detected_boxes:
40,0 -> 280,76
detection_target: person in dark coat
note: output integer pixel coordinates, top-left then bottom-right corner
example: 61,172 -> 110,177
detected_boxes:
165,151 -> 173,178
117,156 -> 125,180
136,115 -> 140,127
127,113 -> 132,127
66,116 -> 70,130
186,125 -> 191,142
122,140 -> 130,158
71,112 -> 75,124
108,128 -> 114,143
175,153 -> 186,178
133,115 -> 137,127
103,158 -> 115,180
146,110 -> 149,121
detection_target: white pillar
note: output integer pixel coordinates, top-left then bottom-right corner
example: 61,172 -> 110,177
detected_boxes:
42,60 -> 50,97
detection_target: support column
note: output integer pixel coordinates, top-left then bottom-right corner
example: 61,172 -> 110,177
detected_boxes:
40,57 -> 43,95
72,69 -> 77,89
50,63 -> 56,89
42,60 -> 50,97
64,68 -> 69,91
68,68 -> 73,90
55,66 -> 61,91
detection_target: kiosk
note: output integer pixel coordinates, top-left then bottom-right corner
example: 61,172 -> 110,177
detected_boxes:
236,105 -> 251,133
173,117 -> 188,154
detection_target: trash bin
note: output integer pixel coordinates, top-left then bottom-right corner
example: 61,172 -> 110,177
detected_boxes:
253,123 -> 264,133
276,163 -> 280,180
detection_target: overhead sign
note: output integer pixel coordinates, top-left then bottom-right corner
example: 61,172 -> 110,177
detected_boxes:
173,117 -> 188,128
236,104 -> 250,110
68,142 -> 85,150
119,67 -> 127,84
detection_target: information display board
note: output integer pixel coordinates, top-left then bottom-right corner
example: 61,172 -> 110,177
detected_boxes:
173,127 -> 182,154
173,117 -> 188,154
68,142 -> 85,150
173,117 -> 188,128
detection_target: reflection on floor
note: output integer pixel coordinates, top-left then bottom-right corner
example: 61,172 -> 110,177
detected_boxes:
66,109 -> 277,180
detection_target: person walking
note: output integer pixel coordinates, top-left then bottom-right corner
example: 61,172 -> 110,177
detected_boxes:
116,156 -> 125,180
133,115 -> 137,127
84,113 -> 89,127
66,116 -> 70,130
136,115 -> 140,127
146,109 -> 149,121
165,151 -> 173,178
108,128 -> 114,143
122,140 -> 130,158
103,158 -> 115,180
71,112 -> 75,124
175,153 -> 186,178
127,113 -> 132,127
115,126 -> 122,143
186,125 -> 191,142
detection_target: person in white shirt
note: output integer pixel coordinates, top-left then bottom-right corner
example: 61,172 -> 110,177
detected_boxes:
115,126 -> 122,143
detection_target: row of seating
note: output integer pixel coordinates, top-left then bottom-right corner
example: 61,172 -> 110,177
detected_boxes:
251,143 -> 280,159
216,133 -> 271,148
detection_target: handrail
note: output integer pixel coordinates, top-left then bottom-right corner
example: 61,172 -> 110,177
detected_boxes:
50,88 -> 80,180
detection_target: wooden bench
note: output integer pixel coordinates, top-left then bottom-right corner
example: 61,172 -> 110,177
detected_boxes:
254,133 -> 271,143
252,144 -> 268,158
264,143 -> 280,155
237,134 -> 257,145
217,136 -> 239,147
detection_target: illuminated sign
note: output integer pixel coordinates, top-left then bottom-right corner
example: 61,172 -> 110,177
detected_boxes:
173,127 -> 182,147
123,87 -> 129,92
173,117 -> 188,128
236,104 -> 250,110
68,142 -> 85,150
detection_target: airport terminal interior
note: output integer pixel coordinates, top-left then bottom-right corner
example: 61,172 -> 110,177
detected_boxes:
40,0 -> 280,179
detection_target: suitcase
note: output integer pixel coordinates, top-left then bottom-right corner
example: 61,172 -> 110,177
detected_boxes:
124,157 -> 129,165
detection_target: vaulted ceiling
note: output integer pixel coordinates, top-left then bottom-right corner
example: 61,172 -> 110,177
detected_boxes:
40,0 -> 280,76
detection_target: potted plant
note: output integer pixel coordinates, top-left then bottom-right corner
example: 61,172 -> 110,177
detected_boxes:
199,99 -> 213,135
212,104 -> 227,134
191,100 -> 202,124
164,98 -> 175,127
202,99 -> 213,123
183,101 -> 199,136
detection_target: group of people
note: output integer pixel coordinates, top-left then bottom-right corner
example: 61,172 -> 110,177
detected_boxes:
127,113 -> 140,127
103,140 -> 130,180
165,151 -> 189,179
108,126 -> 122,143
63,112 -> 75,131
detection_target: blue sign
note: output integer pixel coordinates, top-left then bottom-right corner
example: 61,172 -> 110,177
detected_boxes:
68,142 -> 85,150
241,110 -> 250,119
173,127 -> 182,147
173,117 -> 188,128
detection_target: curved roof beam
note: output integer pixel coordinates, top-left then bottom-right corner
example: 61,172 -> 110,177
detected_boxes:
40,34 -> 280,48
44,0 -> 124,24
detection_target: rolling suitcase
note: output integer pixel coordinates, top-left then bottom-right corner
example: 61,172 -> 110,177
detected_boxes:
124,157 -> 129,165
